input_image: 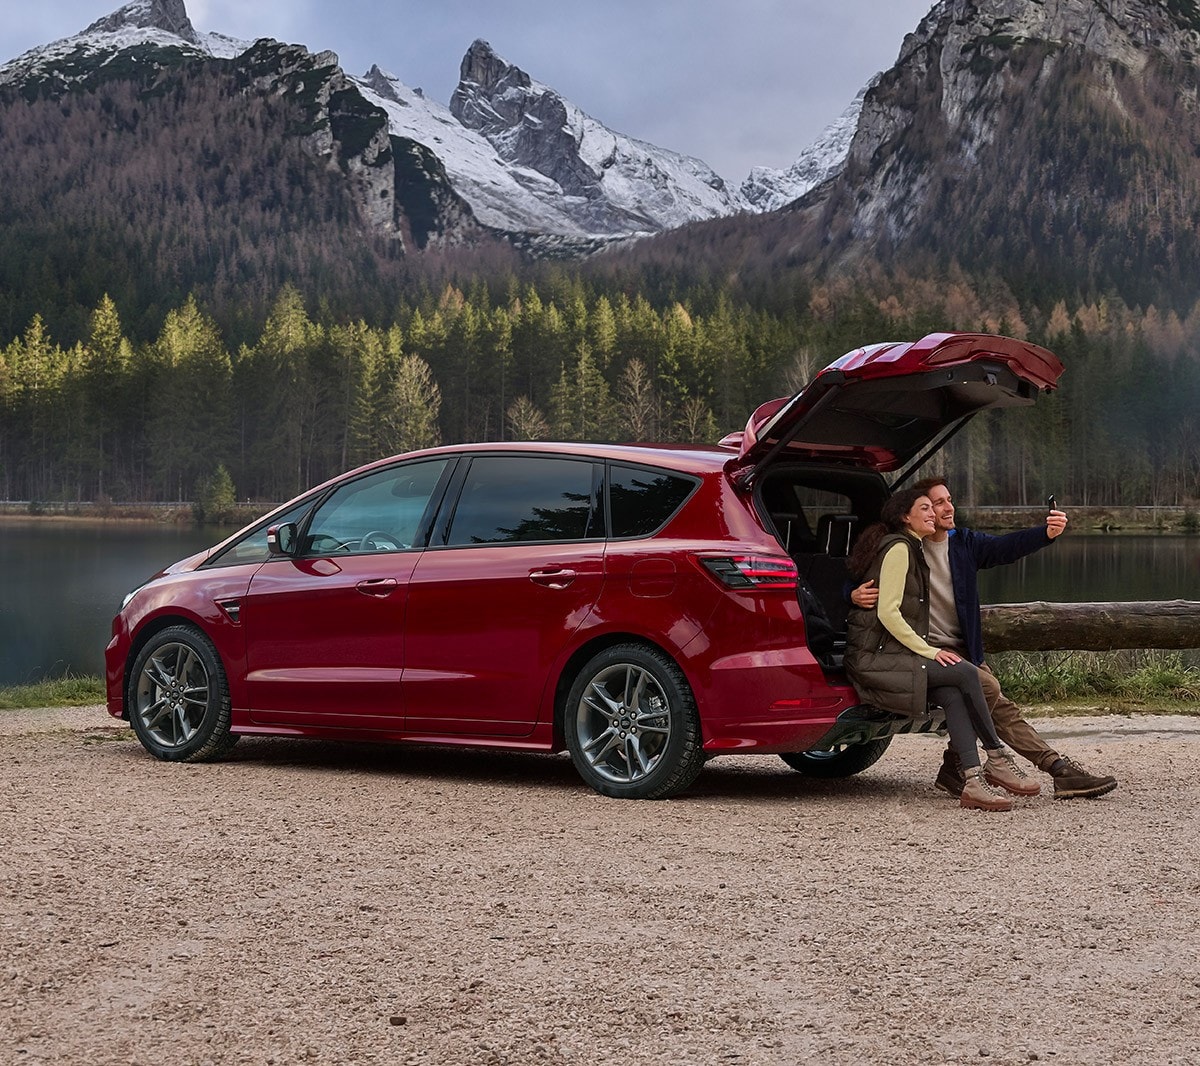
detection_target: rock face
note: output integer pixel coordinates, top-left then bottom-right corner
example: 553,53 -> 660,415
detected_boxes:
83,0 -> 198,42
447,39 -> 748,236
783,0 -> 1200,305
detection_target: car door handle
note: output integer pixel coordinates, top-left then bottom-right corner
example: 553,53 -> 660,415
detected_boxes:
529,568 -> 577,589
356,578 -> 398,597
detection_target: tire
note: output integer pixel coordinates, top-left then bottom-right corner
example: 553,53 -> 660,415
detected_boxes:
563,643 -> 704,800
128,625 -> 239,762
780,736 -> 892,779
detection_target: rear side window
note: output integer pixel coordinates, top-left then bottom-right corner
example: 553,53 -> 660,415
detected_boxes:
447,456 -> 600,545
608,464 -> 698,538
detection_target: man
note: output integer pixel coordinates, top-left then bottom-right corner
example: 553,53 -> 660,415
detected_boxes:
851,477 -> 1118,800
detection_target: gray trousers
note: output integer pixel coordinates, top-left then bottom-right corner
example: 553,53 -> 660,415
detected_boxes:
927,658 -> 1003,770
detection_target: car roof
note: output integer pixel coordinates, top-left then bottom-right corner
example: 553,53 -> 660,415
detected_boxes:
345,440 -> 736,479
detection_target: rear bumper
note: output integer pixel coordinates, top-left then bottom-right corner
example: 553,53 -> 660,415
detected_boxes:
694,647 -> 860,753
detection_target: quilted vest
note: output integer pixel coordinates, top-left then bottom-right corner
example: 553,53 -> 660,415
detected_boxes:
844,532 -> 933,718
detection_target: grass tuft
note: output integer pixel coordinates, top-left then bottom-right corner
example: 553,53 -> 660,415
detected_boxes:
992,649 -> 1200,711
0,674 -> 106,710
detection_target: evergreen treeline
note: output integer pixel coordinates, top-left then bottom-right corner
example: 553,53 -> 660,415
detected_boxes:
2,275 -> 1198,509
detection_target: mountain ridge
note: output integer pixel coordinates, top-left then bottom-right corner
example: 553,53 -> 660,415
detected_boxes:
0,0 -> 866,243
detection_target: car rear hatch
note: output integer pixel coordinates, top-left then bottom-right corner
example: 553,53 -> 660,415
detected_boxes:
726,331 -> 1064,487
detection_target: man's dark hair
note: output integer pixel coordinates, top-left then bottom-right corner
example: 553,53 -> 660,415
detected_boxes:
911,475 -> 950,497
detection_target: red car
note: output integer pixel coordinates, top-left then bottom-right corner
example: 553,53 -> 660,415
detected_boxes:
106,332 -> 1063,798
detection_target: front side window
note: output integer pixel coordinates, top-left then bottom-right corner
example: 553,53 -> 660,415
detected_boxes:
304,459 -> 449,555
446,456 -> 599,545
608,464 -> 698,538
203,498 -> 316,568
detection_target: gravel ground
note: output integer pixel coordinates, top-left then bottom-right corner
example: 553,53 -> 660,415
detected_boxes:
3,707 -> 1200,1066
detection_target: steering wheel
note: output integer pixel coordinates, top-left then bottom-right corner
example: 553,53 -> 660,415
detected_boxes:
358,530 -> 403,552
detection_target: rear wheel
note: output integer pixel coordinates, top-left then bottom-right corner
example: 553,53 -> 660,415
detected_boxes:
128,625 -> 238,762
564,644 -> 704,799
780,736 -> 892,779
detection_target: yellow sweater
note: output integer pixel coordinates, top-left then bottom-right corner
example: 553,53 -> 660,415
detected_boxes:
877,533 -> 939,660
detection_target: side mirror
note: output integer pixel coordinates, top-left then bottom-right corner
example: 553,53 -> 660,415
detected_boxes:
266,522 -> 297,556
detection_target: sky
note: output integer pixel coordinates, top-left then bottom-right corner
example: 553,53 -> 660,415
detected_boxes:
1,0 -> 938,183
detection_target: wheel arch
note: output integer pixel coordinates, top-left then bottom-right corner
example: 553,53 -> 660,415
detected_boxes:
550,631 -> 691,750
121,613 -> 210,716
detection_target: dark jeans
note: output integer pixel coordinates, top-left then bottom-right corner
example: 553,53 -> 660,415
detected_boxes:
927,658 -> 1002,770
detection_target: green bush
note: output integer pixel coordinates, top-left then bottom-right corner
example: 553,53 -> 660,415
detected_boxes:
193,464 -> 237,525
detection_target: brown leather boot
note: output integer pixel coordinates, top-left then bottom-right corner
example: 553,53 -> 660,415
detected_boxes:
984,748 -> 1041,796
960,767 -> 1013,812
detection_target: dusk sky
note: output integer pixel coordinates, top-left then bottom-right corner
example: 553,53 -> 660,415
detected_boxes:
2,1 -> 937,182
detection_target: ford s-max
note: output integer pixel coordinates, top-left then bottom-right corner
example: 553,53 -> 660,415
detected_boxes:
106,332 -> 1063,798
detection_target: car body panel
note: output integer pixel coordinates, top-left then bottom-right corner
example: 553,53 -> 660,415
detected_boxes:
240,551 -> 418,728
730,332 -> 1064,477
403,541 -> 605,736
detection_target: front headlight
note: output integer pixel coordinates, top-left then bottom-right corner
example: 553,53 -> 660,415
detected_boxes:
121,586 -> 144,610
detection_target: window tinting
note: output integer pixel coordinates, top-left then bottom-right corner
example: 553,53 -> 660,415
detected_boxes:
304,459 -> 448,554
608,465 -> 697,538
447,456 -> 598,545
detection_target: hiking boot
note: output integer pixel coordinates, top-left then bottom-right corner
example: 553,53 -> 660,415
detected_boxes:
960,767 -> 1013,812
983,748 -> 1041,796
934,748 -> 965,796
1049,756 -> 1119,800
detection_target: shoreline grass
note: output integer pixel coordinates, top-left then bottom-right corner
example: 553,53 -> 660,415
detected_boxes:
0,675 -> 106,709
3,651 -> 1199,715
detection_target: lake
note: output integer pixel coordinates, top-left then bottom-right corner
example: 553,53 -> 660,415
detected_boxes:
1,518 -> 1197,686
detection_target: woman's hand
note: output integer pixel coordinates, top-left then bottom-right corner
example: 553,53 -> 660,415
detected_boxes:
933,648 -> 962,666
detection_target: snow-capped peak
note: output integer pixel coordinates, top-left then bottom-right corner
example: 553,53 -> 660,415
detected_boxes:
445,39 -> 750,235
0,0 -> 249,87
740,76 -> 879,212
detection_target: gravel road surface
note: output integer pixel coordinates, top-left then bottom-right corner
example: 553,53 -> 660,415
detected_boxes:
3,707 -> 1199,1065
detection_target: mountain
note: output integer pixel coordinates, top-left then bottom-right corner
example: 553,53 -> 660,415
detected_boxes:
739,79 -> 874,212
620,0 -> 1200,315
445,39 -> 747,236
779,0 -> 1200,308
0,3 -> 752,247
0,0 -> 247,89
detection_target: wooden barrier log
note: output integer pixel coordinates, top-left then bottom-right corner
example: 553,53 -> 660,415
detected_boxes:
980,600 -> 1200,652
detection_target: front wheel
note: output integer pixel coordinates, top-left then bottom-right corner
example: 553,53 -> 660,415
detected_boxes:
780,736 -> 892,779
564,644 -> 704,799
128,625 -> 238,762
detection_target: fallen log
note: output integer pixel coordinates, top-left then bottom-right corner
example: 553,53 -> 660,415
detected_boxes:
980,600 -> 1200,652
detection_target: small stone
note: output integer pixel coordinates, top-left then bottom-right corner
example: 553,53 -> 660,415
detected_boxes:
389,1015 -> 407,1026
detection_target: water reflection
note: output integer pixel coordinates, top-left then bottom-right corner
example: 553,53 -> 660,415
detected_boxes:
0,520 -> 217,686
0,519 -> 1197,686
977,534 -> 1200,604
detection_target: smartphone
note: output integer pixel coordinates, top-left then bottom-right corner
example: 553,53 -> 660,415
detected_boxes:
1046,494 -> 1056,513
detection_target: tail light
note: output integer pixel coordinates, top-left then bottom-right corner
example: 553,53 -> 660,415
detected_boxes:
697,554 -> 797,590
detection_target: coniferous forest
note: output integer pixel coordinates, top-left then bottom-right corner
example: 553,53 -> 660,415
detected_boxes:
2,40 -> 1199,512
2,270 -> 1199,510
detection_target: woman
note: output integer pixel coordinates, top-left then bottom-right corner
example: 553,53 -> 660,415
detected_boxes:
844,488 -> 1034,812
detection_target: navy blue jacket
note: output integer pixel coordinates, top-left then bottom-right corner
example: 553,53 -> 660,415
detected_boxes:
947,525 -> 1054,665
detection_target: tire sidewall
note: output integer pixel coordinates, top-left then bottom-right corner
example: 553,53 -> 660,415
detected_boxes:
780,736 -> 893,779
563,643 -> 702,800
128,624 -> 232,762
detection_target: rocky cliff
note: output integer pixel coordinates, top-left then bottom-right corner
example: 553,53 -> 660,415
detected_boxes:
776,0 -> 1200,307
